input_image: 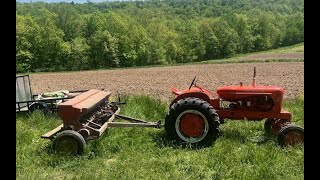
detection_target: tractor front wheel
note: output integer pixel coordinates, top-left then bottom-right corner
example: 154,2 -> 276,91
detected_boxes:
264,119 -> 273,134
277,125 -> 304,147
165,97 -> 220,147
52,130 -> 86,155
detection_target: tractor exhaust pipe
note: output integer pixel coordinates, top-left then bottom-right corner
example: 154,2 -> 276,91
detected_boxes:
252,67 -> 256,86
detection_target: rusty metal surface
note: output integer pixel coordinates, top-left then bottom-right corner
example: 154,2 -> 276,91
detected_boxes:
108,122 -> 160,128
41,124 -> 64,139
42,89 -> 161,143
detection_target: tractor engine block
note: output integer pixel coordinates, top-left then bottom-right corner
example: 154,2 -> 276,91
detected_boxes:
220,95 -> 274,112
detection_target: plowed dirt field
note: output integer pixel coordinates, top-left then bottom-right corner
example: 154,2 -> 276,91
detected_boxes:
30,62 -> 304,101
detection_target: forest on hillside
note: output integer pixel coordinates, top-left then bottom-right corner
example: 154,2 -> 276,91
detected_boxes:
16,0 -> 304,72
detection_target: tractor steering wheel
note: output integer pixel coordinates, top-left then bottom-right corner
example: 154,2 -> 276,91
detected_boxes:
189,76 -> 197,90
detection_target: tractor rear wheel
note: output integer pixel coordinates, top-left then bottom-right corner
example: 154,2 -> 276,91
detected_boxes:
165,97 -> 220,147
53,130 -> 86,155
277,125 -> 304,147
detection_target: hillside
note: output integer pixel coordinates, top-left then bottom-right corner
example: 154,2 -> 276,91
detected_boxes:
16,0 -> 304,72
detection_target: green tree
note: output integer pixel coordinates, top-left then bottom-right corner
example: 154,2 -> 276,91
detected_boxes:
224,14 -> 254,53
68,37 -> 90,70
27,8 -> 67,71
89,30 -> 119,68
16,15 -> 36,72
212,19 -> 239,58
284,12 -> 304,45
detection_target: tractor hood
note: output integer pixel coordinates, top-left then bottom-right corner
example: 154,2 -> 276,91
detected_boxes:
217,85 -> 284,100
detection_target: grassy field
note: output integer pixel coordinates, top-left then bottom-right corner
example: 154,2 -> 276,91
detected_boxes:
264,43 -> 304,53
16,95 -> 304,179
196,57 -> 303,65
198,43 -> 304,65
236,42 -> 304,55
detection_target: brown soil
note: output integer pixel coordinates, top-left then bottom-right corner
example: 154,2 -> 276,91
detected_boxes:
29,62 -> 304,101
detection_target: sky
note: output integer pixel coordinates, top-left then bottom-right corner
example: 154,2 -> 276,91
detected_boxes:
16,0 -> 129,3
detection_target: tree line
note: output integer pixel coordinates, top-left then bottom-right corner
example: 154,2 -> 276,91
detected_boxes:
16,0 -> 304,72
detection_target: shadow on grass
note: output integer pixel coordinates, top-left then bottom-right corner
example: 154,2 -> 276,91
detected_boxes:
150,128 -> 275,149
36,143 -> 99,168
220,129 -> 276,145
38,131 -> 119,161
223,128 -> 280,146
39,139 -> 107,158
219,130 -> 246,142
16,111 -> 31,118
149,130 -> 219,150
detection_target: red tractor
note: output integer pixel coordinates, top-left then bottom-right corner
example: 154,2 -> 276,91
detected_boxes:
165,67 -> 304,147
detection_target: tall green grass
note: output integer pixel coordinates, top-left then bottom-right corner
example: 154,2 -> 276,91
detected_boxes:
197,43 -> 304,65
16,95 -> 304,179
267,43 -> 304,53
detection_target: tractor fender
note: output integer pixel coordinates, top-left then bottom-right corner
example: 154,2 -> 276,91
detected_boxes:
170,92 -> 210,108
